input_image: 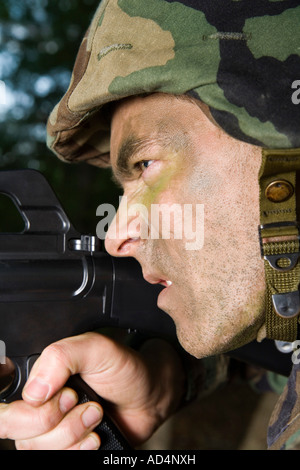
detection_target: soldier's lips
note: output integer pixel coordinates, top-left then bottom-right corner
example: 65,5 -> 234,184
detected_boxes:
159,280 -> 173,288
143,273 -> 173,302
143,273 -> 172,288
157,281 -> 173,301
156,285 -> 176,320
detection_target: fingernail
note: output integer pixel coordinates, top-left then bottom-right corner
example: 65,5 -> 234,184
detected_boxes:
59,389 -> 78,413
23,377 -> 50,402
81,405 -> 102,428
80,434 -> 100,450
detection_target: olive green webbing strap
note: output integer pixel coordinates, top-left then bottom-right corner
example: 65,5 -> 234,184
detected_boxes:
259,148 -> 300,341
263,239 -> 300,340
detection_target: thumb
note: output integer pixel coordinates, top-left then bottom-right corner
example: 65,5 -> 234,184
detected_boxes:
22,332 -> 110,406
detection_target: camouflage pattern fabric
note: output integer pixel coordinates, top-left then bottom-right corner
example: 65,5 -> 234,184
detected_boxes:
268,361 -> 300,450
47,0 -> 300,167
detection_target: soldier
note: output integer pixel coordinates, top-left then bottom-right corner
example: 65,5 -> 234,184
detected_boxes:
1,0 -> 300,450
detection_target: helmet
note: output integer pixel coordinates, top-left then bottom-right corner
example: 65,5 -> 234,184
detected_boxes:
47,0 -> 300,341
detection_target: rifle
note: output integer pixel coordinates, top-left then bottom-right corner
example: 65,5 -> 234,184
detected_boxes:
0,169 -> 176,450
0,169 -> 293,450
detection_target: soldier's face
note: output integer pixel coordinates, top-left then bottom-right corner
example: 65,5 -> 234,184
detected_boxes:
105,93 -> 266,358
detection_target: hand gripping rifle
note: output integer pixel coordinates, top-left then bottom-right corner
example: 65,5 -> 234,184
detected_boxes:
0,169 -> 176,450
0,169 -> 294,450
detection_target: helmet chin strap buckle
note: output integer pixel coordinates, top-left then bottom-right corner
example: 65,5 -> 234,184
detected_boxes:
258,148 -> 300,341
264,248 -> 300,319
264,253 -> 300,272
272,291 -> 300,319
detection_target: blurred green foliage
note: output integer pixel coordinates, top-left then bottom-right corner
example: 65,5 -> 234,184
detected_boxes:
0,0 -> 121,234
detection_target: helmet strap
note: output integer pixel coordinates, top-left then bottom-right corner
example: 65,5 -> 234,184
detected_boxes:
259,148 -> 300,341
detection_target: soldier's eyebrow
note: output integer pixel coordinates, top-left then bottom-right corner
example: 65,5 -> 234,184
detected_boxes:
112,125 -> 191,186
112,134 -> 167,185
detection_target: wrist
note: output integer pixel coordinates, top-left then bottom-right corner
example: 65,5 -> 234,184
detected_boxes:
139,339 -> 186,423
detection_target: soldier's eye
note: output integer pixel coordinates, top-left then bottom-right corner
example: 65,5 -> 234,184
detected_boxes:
140,160 -> 154,171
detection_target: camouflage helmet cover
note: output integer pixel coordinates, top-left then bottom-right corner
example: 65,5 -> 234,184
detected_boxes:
47,0 -> 300,167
